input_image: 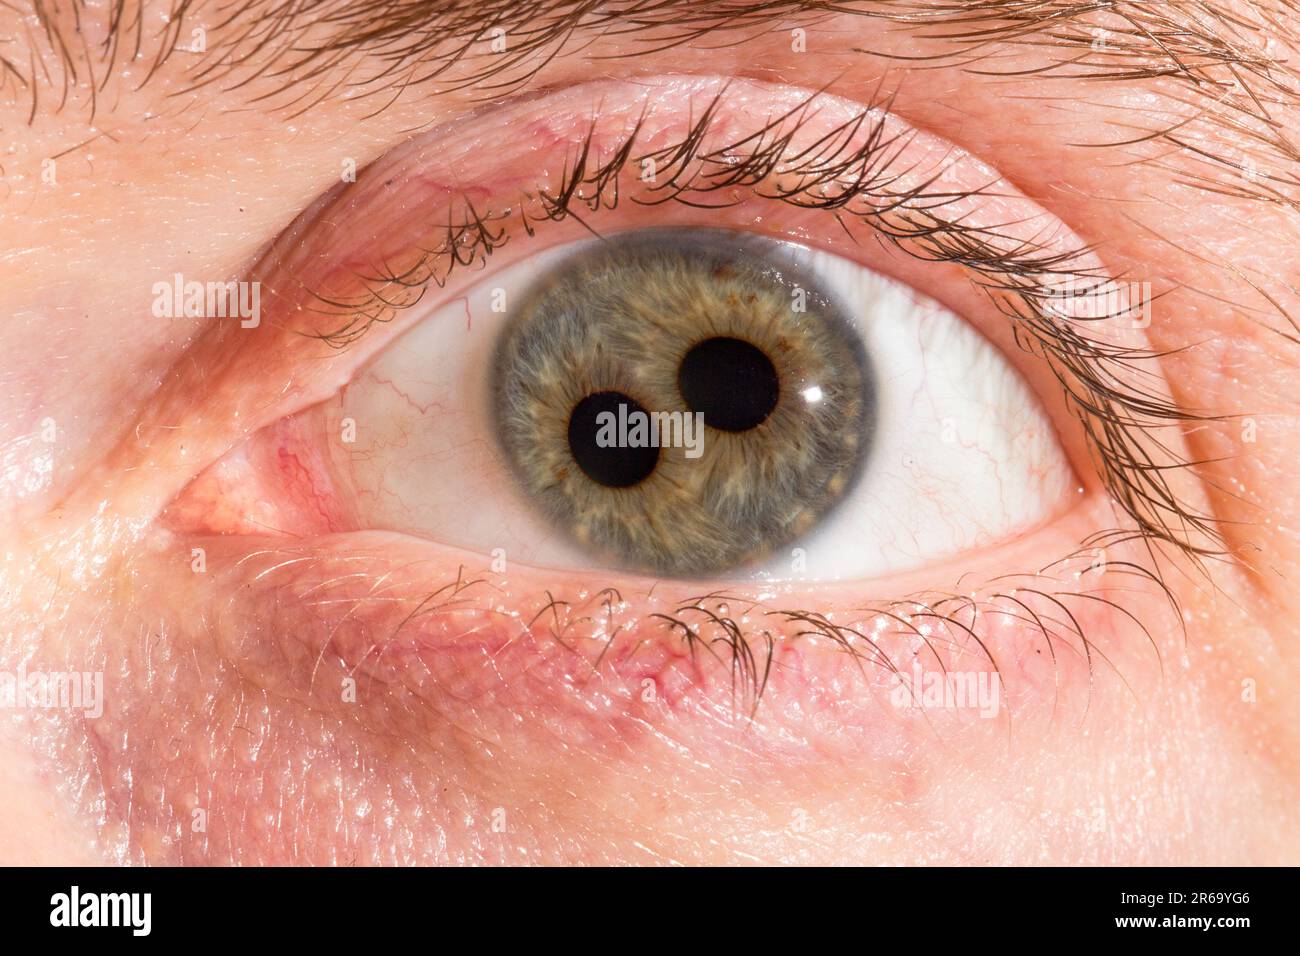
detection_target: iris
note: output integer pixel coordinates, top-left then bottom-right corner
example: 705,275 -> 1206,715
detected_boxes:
492,228 -> 873,576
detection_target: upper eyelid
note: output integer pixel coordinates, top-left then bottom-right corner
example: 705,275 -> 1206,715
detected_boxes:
306,83 -> 1062,349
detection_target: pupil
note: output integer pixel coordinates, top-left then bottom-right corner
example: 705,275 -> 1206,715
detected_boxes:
678,336 -> 780,432
567,391 -> 660,488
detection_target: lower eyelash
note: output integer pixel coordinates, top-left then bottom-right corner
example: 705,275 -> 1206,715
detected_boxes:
198,532 -> 1180,721
545,547 -> 1177,717
299,84 -> 1224,569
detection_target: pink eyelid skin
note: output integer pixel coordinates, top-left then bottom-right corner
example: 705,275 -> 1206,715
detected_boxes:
55,75 -> 1188,767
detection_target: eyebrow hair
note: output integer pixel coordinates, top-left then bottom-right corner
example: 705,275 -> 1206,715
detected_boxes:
12,1 -> 1298,97
6,0 -> 1298,207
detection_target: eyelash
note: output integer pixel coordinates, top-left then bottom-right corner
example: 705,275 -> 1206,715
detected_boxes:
235,536 -> 1180,719
297,85 -> 1225,568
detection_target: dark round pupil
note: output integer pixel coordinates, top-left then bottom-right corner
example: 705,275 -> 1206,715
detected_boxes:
678,336 -> 779,432
567,391 -> 659,488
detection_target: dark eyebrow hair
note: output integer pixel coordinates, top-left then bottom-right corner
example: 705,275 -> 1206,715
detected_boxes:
12,1 -> 1298,96
6,0 -> 1299,207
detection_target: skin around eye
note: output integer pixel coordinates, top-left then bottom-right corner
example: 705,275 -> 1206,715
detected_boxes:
2,0 -> 1296,871
301,228 -> 1077,581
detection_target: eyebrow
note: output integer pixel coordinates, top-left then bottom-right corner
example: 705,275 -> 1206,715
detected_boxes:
9,0 -> 1299,207
198,0 -> 1300,104
13,0 -> 1298,98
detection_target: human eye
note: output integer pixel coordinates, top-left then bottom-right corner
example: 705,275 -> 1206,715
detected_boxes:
157,76 -> 1196,746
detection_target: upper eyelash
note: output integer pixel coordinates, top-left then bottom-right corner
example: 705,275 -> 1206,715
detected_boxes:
294,84 -> 1225,567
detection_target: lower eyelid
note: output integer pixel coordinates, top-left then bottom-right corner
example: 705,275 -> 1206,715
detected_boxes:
162,485 -> 1175,764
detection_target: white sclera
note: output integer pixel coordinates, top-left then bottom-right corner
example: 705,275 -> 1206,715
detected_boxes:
333,235 -> 1074,581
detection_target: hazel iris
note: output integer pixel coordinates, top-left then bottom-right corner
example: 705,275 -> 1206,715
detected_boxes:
492,228 -> 872,577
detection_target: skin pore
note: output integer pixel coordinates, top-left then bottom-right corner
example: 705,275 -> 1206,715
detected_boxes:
0,0 -> 1298,864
